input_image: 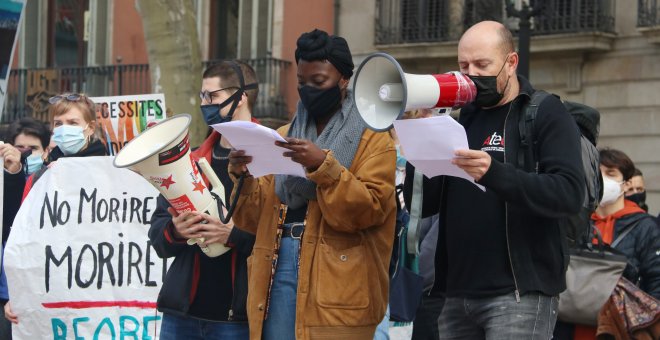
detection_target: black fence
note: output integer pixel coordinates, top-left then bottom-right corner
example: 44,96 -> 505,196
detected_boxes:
2,57 -> 290,125
377,0 -> 616,45
531,0 -> 616,35
638,0 -> 659,27
376,0 -> 450,44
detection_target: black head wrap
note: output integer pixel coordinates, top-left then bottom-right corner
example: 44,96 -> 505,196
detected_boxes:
295,29 -> 354,78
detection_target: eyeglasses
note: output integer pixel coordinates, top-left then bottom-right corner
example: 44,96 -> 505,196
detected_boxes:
199,87 -> 239,104
48,94 -> 84,105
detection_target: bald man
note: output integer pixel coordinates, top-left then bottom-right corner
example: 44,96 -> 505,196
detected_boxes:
404,21 -> 585,339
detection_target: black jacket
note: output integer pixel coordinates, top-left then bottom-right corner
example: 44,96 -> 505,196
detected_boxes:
149,140 -> 254,322
609,211 -> 660,299
150,197 -> 253,321
3,170 -> 25,243
405,76 -> 585,298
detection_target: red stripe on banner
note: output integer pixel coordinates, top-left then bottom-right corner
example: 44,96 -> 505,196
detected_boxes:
42,301 -> 157,309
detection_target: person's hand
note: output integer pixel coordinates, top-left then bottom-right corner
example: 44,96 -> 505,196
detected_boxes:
228,149 -> 252,177
0,143 -> 23,174
4,300 -> 18,324
189,210 -> 235,247
166,207 -> 205,240
275,137 -> 326,172
452,149 -> 491,181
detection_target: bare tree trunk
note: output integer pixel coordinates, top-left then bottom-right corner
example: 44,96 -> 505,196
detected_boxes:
136,0 -> 206,146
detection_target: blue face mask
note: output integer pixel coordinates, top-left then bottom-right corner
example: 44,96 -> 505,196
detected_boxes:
52,125 -> 88,155
200,89 -> 244,126
25,153 -> 44,174
200,103 -> 234,126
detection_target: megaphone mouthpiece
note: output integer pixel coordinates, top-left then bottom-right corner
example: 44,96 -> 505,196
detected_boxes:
379,83 -> 404,102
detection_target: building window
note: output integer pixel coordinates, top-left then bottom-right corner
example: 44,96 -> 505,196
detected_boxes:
376,0 -> 449,44
47,0 -> 89,67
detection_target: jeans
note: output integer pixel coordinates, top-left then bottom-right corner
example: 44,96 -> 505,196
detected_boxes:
159,313 -> 248,340
437,292 -> 558,340
262,233 -> 300,340
373,304 -> 390,340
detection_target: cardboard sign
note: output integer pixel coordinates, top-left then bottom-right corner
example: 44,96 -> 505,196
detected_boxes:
91,94 -> 167,156
5,156 -> 167,339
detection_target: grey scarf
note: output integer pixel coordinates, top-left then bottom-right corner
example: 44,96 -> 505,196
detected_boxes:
275,90 -> 367,209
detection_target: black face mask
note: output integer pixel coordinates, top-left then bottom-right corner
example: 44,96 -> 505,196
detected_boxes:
468,56 -> 510,108
626,191 -> 647,209
298,84 -> 342,120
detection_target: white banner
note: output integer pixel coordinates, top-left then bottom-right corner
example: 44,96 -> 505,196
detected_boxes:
91,94 -> 167,156
5,156 -> 166,339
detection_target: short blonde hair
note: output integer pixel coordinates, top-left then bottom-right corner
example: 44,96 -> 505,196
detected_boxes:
48,93 -> 102,141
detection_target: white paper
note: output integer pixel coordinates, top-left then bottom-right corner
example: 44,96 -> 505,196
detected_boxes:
211,121 -> 306,178
393,116 -> 485,191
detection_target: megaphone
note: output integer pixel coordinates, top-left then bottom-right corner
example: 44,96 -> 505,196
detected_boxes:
353,52 -> 477,131
113,114 -> 230,257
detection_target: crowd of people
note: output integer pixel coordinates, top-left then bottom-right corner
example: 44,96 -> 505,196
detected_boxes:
1,22 -> 659,340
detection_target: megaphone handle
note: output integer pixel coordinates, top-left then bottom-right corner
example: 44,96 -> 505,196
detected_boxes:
197,158 -> 225,200
196,158 -> 246,224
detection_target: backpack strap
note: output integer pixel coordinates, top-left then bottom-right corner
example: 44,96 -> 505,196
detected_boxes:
407,170 -> 424,256
611,218 -> 644,248
517,90 -> 553,172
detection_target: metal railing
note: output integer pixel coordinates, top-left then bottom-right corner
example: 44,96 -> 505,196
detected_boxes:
638,0 -> 659,27
2,57 -> 290,124
377,0 -> 616,45
376,0 -> 450,44
530,0 -> 616,35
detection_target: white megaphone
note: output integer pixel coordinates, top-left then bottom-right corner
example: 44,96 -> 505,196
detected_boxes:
353,52 -> 477,131
113,114 -> 230,257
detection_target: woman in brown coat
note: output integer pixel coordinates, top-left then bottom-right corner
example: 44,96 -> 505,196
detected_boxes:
228,29 -> 396,340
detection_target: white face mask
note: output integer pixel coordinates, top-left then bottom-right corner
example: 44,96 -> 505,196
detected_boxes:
599,175 -> 624,207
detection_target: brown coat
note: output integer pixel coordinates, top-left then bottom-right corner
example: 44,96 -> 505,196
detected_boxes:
230,125 -> 396,339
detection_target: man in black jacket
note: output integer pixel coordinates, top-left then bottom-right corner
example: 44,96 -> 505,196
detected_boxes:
149,61 -> 258,340
404,21 -> 585,339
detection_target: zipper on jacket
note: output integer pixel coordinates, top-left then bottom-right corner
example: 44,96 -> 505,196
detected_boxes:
503,100 -> 521,303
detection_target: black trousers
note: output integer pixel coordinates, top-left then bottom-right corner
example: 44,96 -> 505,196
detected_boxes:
412,294 -> 444,340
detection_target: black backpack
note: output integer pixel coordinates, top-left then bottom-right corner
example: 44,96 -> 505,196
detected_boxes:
518,90 -> 603,247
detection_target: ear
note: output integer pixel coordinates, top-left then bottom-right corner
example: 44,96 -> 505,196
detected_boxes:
507,52 -> 519,77
86,121 -> 97,137
237,92 -> 249,108
42,148 -> 50,161
622,179 -> 633,192
339,76 -> 350,90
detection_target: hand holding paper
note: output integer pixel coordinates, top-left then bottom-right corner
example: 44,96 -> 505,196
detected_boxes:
393,115 -> 485,191
212,121 -> 306,178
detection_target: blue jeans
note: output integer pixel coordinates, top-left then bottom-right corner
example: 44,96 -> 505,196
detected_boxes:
262,234 -> 300,340
373,304 -> 390,340
438,292 -> 558,340
159,313 -> 248,340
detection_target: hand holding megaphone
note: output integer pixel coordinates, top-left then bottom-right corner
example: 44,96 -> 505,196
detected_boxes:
165,201 -> 232,249
114,114 -> 231,257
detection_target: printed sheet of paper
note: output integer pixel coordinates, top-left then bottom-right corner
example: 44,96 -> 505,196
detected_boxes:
393,116 -> 485,191
212,121 -> 306,178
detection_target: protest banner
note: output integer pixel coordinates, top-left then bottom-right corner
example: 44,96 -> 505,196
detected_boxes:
0,0 -> 26,120
5,156 -> 167,339
91,94 -> 167,156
